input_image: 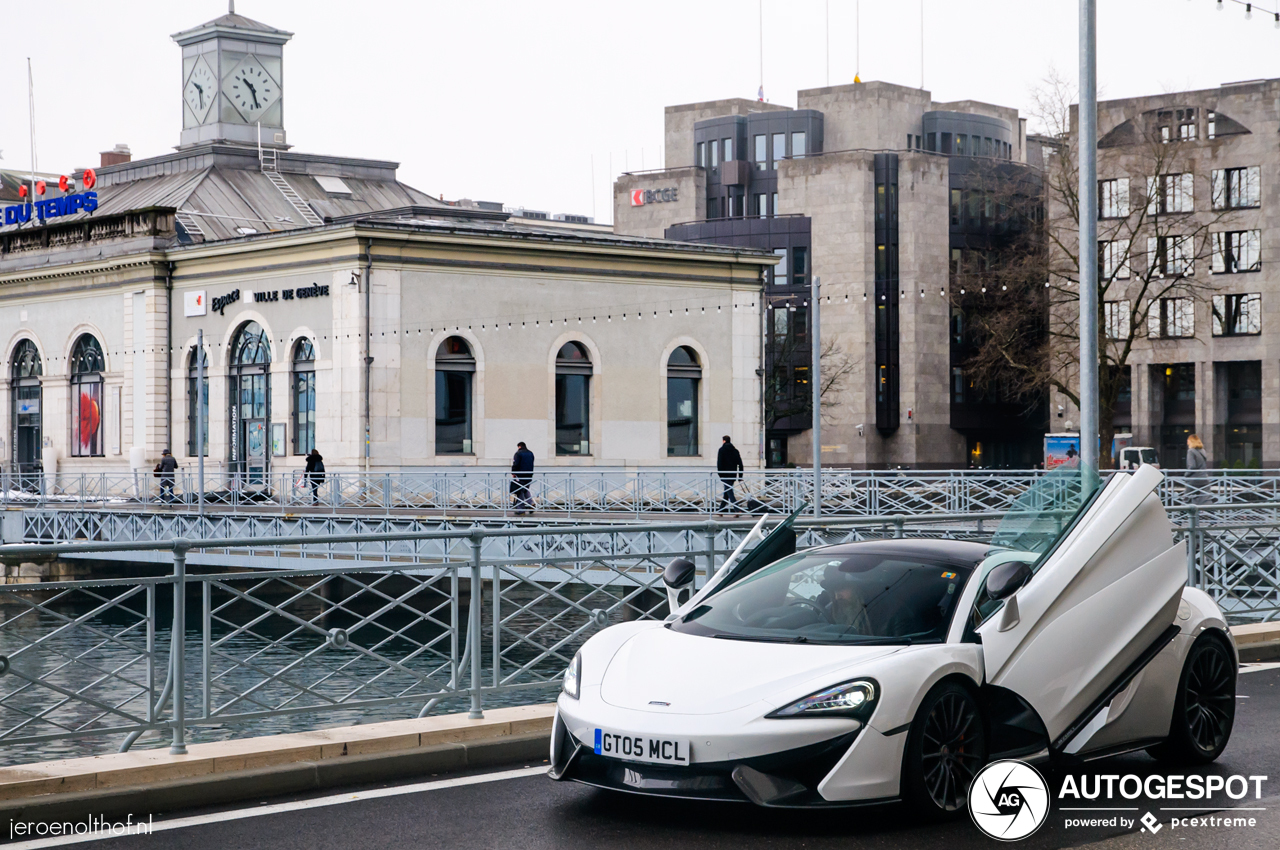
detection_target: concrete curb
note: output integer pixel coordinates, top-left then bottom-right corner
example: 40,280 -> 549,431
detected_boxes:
0,732 -> 550,824
1233,622 -> 1280,663
0,704 -> 555,821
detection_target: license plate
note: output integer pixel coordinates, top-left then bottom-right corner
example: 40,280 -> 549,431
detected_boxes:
594,728 -> 689,765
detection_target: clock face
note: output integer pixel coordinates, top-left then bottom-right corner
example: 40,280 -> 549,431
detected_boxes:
224,55 -> 281,123
183,58 -> 217,123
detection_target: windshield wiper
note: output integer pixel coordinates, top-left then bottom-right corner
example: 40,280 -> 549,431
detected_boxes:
801,636 -> 916,646
710,633 -> 809,644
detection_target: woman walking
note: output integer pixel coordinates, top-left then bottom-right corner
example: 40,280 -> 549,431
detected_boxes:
1185,434 -> 1210,506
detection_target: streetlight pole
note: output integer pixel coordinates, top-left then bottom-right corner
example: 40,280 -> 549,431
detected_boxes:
197,328 -> 205,518
1078,0 -> 1099,470
811,276 -> 821,518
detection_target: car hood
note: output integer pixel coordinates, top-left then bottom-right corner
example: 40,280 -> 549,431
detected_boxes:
598,625 -> 901,715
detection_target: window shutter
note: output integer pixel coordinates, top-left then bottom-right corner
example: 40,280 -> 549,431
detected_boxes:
1147,300 -> 1162,338
1211,170 -> 1224,210
1147,236 -> 1159,277
1180,173 -> 1194,211
1116,177 -> 1130,217
1146,177 -> 1159,215
1212,233 -> 1226,274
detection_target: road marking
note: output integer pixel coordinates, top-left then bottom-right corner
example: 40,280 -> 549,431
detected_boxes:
1239,662 -> 1280,675
4,765 -> 549,849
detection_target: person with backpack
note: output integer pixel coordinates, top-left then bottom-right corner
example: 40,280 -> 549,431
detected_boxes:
305,449 -> 326,505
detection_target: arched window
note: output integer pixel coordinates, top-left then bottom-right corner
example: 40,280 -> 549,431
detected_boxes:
10,340 -> 43,473
187,346 -> 208,457
435,337 -> 474,454
667,346 -> 701,457
292,338 -> 316,455
229,321 -> 271,478
69,335 -> 105,457
555,342 -> 591,456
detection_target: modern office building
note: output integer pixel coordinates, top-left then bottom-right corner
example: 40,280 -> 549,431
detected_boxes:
0,9 -> 769,481
1051,78 -> 1280,468
614,82 -> 1047,468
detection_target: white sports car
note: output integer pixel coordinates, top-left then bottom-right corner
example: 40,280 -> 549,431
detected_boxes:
549,465 -> 1237,816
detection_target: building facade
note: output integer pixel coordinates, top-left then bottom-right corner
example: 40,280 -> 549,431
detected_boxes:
1052,79 -> 1280,469
0,10 -> 768,481
614,82 -> 1047,469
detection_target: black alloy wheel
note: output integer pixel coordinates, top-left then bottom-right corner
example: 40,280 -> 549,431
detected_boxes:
1152,632 -> 1235,764
903,680 -> 987,817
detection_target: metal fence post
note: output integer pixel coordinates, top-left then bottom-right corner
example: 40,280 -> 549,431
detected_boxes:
202,581 -> 212,721
703,519 -> 719,578
1187,506 -> 1199,588
468,528 -> 484,719
170,539 -> 190,755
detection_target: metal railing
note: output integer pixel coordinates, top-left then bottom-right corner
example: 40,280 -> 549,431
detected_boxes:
5,467 -> 1279,516
0,503 -> 1276,765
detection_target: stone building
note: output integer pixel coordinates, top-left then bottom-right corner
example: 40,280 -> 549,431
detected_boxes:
0,9 -> 768,483
614,82 -> 1047,469
1050,79 -> 1280,469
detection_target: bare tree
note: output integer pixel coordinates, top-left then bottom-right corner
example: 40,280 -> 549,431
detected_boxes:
957,72 -> 1245,467
764,317 -> 858,430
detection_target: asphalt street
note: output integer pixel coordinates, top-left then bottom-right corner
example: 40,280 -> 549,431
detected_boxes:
9,665 -> 1280,850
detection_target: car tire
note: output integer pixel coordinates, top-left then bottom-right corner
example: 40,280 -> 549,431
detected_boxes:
901,679 -> 987,818
1148,632 -> 1235,765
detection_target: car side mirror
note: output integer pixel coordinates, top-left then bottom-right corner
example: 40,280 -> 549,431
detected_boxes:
663,557 -> 697,613
986,560 -> 1032,601
663,558 -> 697,590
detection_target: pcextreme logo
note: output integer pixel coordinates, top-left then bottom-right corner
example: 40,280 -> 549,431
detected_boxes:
969,760 -> 1051,841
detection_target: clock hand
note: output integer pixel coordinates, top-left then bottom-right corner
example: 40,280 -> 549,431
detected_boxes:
193,82 -> 204,108
243,79 -> 261,109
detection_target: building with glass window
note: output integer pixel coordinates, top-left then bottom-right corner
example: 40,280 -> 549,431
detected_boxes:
0,9 -> 769,481
1052,79 -> 1280,469
614,82 -> 1047,468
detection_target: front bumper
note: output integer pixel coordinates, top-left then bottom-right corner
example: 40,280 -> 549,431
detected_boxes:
549,710 -> 881,807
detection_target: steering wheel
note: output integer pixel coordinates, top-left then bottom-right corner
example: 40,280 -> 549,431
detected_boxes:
787,598 -> 831,622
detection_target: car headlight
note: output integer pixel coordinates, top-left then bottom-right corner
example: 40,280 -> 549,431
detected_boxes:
563,652 -> 582,700
767,678 -> 878,720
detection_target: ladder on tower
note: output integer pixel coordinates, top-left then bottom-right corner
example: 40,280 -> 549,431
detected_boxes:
260,149 -> 324,227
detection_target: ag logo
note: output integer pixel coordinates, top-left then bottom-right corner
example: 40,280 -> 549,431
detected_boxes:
968,759 -> 1050,841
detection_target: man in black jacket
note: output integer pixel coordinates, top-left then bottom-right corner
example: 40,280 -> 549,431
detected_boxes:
154,449 -> 178,504
716,435 -> 744,512
511,442 -> 535,515
304,449 -> 325,505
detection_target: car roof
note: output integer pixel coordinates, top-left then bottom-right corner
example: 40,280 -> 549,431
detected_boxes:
807,539 -> 991,568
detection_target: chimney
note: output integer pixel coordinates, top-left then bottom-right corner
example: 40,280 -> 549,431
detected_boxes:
100,144 -> 132,168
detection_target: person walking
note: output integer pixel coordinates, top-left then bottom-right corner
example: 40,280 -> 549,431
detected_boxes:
511,441 -> 535,515
154,449 -> 178,504
304,449 -> 326,505
716,435 -> 744,513
1185,434 -> 1211,505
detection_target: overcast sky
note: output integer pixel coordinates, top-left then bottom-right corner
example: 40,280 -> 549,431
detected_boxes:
2,1 -> 1277,222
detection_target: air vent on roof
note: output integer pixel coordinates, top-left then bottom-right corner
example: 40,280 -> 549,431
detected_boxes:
315,175 -> 352,195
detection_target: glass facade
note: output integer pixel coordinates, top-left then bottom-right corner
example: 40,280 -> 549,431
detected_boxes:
230,321 -> 271,480
187,346 -> 209,457
11,340 -> 42,474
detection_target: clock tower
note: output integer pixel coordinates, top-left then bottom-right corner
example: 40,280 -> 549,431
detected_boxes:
172,5 -> 293,149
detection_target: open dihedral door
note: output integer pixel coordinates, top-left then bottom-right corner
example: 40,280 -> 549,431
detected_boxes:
977,465 -> 1187,746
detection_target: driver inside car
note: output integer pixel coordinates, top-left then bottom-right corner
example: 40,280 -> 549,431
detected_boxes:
819,564 -> 873,632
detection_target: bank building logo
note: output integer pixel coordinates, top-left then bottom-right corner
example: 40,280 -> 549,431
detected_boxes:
968,759 -> 1051,841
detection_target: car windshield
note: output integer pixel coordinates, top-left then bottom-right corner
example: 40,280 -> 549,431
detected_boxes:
989,464 -> 1103,565
669,550 -> 975,645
